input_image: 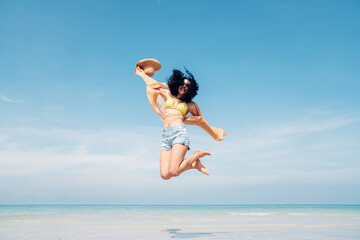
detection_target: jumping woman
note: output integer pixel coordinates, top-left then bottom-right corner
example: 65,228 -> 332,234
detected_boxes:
135,65 -> 227,180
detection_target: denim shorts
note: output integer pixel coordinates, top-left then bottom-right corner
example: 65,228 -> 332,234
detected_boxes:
161,123 -> 190,151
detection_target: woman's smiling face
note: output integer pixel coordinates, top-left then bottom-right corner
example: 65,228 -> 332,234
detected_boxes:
178,79 -> 190,96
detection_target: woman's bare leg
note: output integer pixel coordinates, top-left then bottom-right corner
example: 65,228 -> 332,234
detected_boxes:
181,157 -> 210,175
168,144 -> 188,177
169,144 -> 211,177
160,150 -> 172,180
178,150 -> 210,175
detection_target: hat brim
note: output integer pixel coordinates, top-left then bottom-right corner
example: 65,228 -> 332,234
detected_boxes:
136,58 -> 161,71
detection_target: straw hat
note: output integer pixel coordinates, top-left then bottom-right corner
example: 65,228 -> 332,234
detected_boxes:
136,58 -> 161,77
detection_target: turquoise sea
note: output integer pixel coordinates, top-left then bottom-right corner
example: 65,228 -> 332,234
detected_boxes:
0,205 -> 359,239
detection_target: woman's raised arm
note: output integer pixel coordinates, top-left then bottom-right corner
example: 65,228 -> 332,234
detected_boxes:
135,66 -> 158,86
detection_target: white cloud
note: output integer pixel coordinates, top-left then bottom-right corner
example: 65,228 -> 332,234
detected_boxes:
0,127 -> 161,182
214,116 -> 360,155
1,94 -> 22,103
0,113 -> 359,189
189,114 -> 360,185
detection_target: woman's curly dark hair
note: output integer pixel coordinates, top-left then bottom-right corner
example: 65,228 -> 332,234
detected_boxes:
167,68 -> 199,103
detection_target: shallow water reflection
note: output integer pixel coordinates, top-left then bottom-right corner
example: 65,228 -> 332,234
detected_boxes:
165,228 -> 215,238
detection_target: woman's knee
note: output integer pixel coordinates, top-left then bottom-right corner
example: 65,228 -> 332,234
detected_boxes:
161,172 -> 172,180
169,168 -> 180,177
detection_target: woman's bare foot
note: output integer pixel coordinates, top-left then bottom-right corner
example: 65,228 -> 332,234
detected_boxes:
191,159 -> 209,175
194,149 -> 211,159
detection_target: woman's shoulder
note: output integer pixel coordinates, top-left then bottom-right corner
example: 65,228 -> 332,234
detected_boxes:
186,101 -> 200,116
186,101 -> 197,106
186,101 -> 198,110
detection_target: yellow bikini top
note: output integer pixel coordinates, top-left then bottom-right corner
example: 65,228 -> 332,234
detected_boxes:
164,97 -> 187,116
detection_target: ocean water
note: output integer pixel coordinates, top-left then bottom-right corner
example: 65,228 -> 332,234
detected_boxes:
0,205 -> 359,239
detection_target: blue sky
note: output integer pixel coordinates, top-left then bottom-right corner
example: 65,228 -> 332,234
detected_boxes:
0,0 -> 359,204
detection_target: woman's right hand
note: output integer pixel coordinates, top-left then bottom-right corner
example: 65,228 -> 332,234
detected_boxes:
135,66 -> 145,76
135,65 -> 158,85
